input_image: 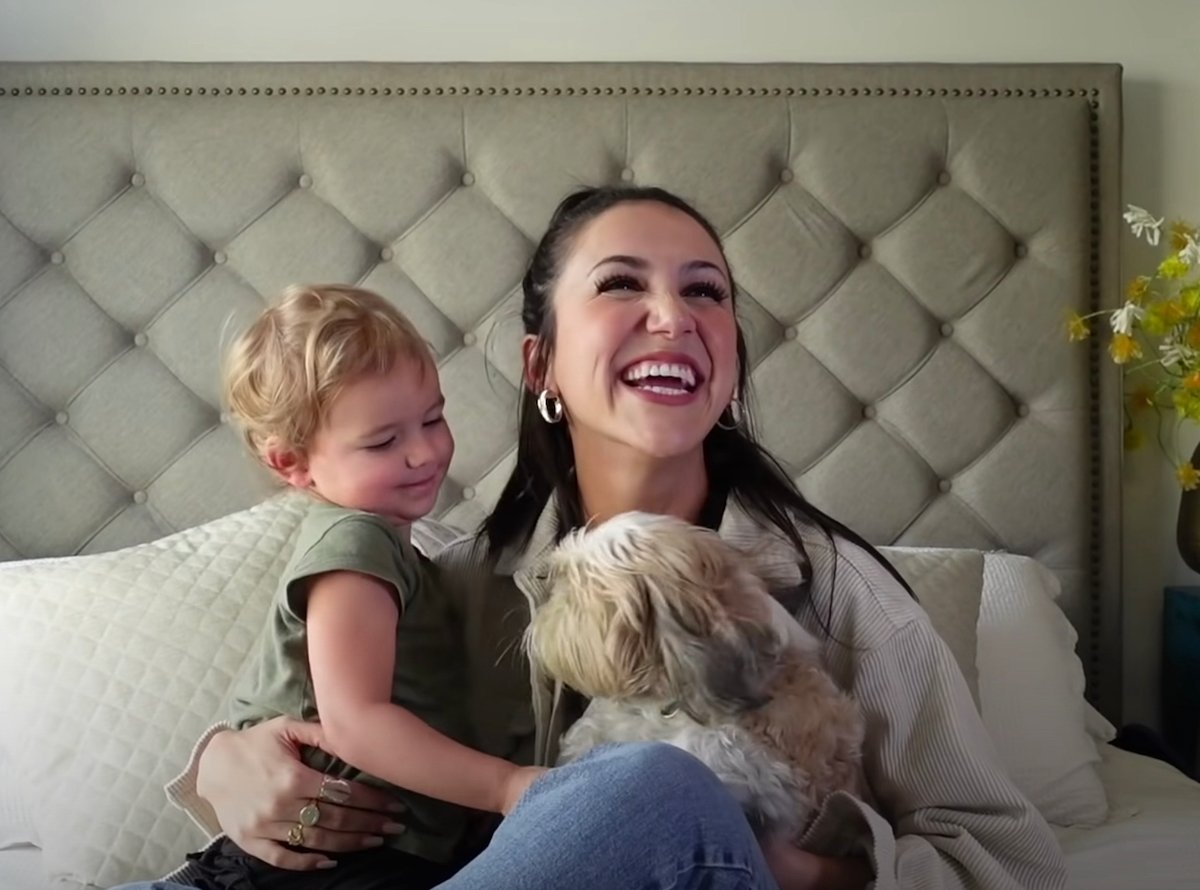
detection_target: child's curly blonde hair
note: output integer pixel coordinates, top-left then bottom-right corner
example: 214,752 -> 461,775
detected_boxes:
222,284 -> 430,458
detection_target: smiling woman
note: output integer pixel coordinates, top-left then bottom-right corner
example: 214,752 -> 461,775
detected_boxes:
118,186 -> 1068,890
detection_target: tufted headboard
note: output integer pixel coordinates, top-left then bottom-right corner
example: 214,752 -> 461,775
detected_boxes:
0,62 -> 1122,715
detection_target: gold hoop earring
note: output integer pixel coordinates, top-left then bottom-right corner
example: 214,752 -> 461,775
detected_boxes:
537,389 -> 564,424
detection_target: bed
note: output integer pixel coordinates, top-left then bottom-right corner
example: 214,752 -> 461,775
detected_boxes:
0,60 -> 1196,889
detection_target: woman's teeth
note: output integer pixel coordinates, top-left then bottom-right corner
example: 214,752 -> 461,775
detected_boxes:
620,361 -> 697,392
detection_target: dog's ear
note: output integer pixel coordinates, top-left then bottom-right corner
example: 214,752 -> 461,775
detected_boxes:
526,559 -> 663,700
646,545 -> 785,723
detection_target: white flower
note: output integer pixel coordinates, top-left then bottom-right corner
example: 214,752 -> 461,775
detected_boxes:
1109,300 -> 1145,336
1181,234 -> 1200,267
1160,339 -> 1196,370
1124,204 -> 1164,246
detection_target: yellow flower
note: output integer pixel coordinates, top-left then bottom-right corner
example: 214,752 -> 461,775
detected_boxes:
1126,275 -> 1151,304
1170,221 -> 1199,252
1174,388 -> 1200,422
1182,285 -> 1200,315
1066,312 -> 1090,341
1124,426 -> 1145,450
1159,255 -> 1191,279
1187,324 -> 1200,350
1109,333 -> 1142,364
1178,462 -> 1200,491
1143,299 -> 1186,335
1186,372 -> 1200,390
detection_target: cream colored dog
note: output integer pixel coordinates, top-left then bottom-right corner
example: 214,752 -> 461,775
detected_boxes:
526,511 -> 864,839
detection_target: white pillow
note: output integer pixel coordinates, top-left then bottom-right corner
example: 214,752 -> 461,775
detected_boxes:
977,552 -> 1108,827
878,546 -> 983,708
0,493 -> 467,889
0,495 -> 314,888
0,748 -> 39,850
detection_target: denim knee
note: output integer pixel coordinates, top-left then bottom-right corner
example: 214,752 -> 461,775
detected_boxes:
593,742 -> 724,799
579,741 -> 746,826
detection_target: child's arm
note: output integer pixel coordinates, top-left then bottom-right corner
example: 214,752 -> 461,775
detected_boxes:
305,570 -> 543,815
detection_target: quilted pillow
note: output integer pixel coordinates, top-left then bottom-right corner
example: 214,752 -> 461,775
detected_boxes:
0,495 -> 308,887
0,492 -> 467,889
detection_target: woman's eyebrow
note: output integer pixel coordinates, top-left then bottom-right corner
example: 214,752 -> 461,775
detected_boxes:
681,259 -> 728,279
589,256 -> 727,280
589,254 -> 647,274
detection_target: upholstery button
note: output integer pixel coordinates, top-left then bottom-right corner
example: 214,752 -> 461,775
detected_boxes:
937,171 -> 951,186
938,479 -> 952,493
461,171 -> 475,187
132,490 -> 147,505
462,486 -> 476,501
133,332 -> 148,347
298,173 -> 313,189
55,411 -> 69,425
862,405 -> 877,420
784,326 -> 799,341
212,250 -> 227,265
1014,243 -> 1028,258
858,243 -> 872,260
620,167 -> 635,182
462,332 -> 477,347
1016,403 -> 1030,417
940,322 -> 954,337
380,246 -> 394,262
130,172 -> 145,187
779,168 -> 795,184
49,250 -> 64,265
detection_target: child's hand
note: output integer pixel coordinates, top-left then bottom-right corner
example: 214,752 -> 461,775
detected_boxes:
499,765 -> 549,815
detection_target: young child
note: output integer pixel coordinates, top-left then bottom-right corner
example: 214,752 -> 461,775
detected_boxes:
176,285 -> 544,890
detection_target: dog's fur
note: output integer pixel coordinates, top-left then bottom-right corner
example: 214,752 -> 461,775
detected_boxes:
525,512 -> 864,839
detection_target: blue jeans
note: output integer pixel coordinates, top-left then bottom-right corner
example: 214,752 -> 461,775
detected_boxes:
114,742 -> 778,889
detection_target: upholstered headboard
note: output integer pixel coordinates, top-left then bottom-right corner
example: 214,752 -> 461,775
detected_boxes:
0,62 -> 1122,715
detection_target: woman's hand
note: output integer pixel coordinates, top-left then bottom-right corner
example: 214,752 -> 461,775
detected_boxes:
760,835 -> 872,890
197,717 -> 403,870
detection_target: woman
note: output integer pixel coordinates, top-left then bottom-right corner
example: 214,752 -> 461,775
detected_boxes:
129,186 -> 1067,890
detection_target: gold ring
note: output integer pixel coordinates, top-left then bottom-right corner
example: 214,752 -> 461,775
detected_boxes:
299,801 -> 321,827
286,823 -> 305,846
318,775 -> 351,805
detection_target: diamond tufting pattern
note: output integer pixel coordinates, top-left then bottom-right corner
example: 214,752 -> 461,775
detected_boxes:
0,63 -> 1122,719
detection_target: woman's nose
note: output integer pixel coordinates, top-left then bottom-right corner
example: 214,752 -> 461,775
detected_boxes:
645,291 -> 696,338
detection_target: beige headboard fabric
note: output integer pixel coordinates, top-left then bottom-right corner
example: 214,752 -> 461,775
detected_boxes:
0,62 -> 1123,716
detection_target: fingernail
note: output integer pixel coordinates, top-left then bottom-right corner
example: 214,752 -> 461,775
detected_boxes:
387,802 -> 406,813
362,836 -> 385,848
317,861 -> 338,870
383,822 -> 407,835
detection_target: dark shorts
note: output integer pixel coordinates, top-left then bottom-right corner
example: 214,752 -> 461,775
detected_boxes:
181,836 -> 460,890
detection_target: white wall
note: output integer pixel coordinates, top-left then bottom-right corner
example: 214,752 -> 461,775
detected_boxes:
3,0 -> 1199,728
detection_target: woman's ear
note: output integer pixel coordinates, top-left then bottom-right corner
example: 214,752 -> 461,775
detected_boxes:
262,437 -> 311,489
521,334 -> 554,393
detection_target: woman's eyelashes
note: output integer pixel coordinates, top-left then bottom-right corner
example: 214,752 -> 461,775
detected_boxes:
594,273 -> 729,302
681,281 -> 730,302
595,273 -> 642,295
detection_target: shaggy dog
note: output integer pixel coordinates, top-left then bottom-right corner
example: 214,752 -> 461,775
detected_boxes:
525,512 -> 864,839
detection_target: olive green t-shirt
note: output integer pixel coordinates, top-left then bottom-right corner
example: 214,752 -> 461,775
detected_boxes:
227,501 -> 471,863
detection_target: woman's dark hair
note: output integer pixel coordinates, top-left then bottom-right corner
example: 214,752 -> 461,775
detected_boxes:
481,185 -> 914,615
